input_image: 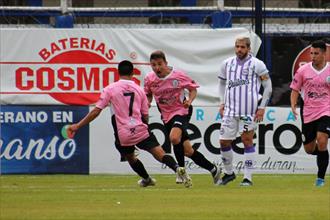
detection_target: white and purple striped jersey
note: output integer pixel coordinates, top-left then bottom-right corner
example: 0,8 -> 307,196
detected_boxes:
218,54 -> 269,117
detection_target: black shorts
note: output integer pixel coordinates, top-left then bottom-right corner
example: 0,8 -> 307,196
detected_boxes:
164,114 -> 190,143
302,116 -> 330,144
115,132 -> 160,157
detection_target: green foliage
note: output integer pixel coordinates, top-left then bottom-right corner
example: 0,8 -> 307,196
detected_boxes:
1,174 -> 329,220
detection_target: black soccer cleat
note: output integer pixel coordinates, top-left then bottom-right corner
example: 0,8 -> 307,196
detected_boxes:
220,173 -> 236,185
240,178 -> 253,186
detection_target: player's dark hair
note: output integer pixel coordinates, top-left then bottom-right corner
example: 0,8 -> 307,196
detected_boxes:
311,40 -> 326,52
150,50 -> 167,62
118,60 -> 134,76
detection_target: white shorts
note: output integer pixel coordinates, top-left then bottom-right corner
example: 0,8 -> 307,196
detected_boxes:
219,116 -> 257,140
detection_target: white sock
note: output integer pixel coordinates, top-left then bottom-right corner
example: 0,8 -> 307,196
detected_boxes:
244,145 -> 256,181
221,146 -> 234,175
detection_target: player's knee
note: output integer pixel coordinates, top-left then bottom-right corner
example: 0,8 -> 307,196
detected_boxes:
242,140 -> 253,147
303,145 -> 315,154
304,148 -> 314,154
220,139 -> 231,147
241,136 -> 253,146
184,148 -> 194,157
316,140 -> 328,151
170,134 -> 181,145
153,154 -> 163,162
316,134 -> 328,148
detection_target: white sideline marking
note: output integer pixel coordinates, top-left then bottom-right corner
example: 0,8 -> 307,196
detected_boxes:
1,185 -> 182,192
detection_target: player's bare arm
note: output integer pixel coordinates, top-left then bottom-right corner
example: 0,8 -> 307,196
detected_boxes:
142,114 -> 149,124
290,89 -> 300,120
219,104 -> 225,118
146,93 -> 153,108
67,107 -> 102,138
183,88 -> 197,108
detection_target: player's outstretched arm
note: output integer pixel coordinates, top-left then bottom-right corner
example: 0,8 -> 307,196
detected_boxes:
67,107 -> 102,138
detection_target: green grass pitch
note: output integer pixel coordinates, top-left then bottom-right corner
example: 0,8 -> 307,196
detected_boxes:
1,174 -> 329,220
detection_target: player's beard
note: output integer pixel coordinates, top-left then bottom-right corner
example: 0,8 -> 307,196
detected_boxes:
237,51 -> 248,60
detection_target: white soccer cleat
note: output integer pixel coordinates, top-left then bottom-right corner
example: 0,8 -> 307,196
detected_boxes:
138,177 -> 156,187
176,172 -> 184,184
176,167 -> 192,188
212,165 -> 222,185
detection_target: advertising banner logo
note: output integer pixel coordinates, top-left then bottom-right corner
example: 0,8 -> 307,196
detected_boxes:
0,106 -> 89,174
0,28 -> 260,106
6,37 -> 142,105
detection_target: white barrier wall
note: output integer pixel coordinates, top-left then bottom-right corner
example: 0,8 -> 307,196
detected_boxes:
90,106 -> 329,174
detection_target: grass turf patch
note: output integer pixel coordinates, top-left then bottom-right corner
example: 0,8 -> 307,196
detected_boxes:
1,174 -> 329,220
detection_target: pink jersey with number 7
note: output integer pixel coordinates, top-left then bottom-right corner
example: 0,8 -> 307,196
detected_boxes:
96,79 -> 150,146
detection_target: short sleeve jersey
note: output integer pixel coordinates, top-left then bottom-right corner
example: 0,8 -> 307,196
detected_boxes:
218,54 -> 269,117
144,68 -> 199,123
96,79 -> 150,146
290,62 -> 330,123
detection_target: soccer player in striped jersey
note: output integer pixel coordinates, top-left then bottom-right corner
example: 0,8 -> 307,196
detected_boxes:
67,60 -> 191,188
290,40 -> 329,187
218,37 -> 272,186
144,50 -> 222,186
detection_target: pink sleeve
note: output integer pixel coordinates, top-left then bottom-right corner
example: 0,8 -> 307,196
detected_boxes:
290,69 -> 303,91
180,72 -> 199,89
96,87 -> 111,109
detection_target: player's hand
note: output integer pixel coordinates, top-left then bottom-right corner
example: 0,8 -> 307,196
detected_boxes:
254,108 -> 265,123
67,124 -> 78,138
219,104 -> 225,118
183,99 -> 192,108
291,105 -> 298,120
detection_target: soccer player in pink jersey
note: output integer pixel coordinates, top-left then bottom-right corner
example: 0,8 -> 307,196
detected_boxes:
67,60 -> 191,188
218,37 -> 272,186
290,40 -> 330,187
144,50 -> 222,186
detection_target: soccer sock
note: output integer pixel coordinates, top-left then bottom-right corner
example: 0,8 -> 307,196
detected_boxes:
317,150 -> 329,179
162,154 -> 179,173
311,145 -> 319,155
243,145 -> 256,181
173,143 -> 185,167
210,166 -> 218,177
221,146 -> 234,175
129,159 -> 149,180
190,150 -> 215,172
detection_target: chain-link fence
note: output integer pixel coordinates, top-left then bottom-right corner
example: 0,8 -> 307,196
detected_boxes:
1,0 -> 329,34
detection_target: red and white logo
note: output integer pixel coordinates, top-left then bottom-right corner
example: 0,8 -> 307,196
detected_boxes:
7,37 -> 143,105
